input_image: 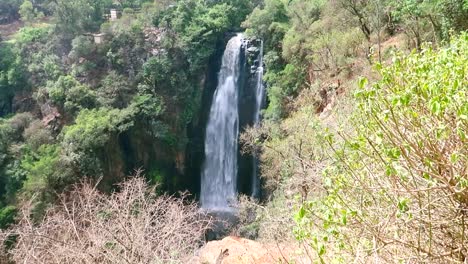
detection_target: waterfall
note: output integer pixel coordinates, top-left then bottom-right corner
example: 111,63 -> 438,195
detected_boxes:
253,41 -> 265,124
201,34 -> 243,211
252,40 -> 265,198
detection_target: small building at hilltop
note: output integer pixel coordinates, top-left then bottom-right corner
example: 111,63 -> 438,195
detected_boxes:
93,33 -> 106,44
110,9 -> 120,21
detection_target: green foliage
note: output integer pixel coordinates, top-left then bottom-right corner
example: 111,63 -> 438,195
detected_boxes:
161,0 -> 236,72
51,0 -> 112,39
147,168 -> 163,185
23,120 -> 53,151
62,108 -> 132,152
242,0 -> 294,119
106,29 -> 146,77
0,43 -> 26,115
143,55 -> 190,98
98,71 -> 133,108
21,144 -> 61,194
47,75 -> 98,115
242,0 -> 289,50
130,93 -> 165,120
0,113 -> 36,204
19,1 -> 34,23
116,0 -> 152,9
244,0 -> 468,122
11,25 -> 58,88
390,0 -> 468,44
68,36 -> 95,60
19,0 -> 43,23
243,0 -> 364,120
263,62 -> 306,120
60,92 -> 165,176
61,108 -> 130,176
15,25 -> 49,44
295,33 -> 468,262
0,206 -> 17,229
0,122 -> 16,202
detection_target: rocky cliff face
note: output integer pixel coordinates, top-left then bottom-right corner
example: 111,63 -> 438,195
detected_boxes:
237,37 -> 263,197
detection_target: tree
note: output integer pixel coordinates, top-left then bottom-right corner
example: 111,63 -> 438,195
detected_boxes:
20,144 -> 61,196
51,0 -> 112,40
97,71 -> 133,108
390,0 -> 468,47
19,0 -> 42,24
19,1 -> 34,23
0,43 -> 26,116
47,75 -> 98,115
338,0 -> 373,40
242,0 -> 289,50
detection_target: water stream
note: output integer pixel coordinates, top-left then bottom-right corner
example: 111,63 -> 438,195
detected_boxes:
201,34 -> 243,211
252,40 -> 265,198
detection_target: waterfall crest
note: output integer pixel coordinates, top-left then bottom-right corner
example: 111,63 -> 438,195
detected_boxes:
201,34 -> 243,211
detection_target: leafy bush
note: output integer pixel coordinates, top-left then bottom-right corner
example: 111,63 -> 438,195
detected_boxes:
68,36 -> 95,60
19,0 -> 43,23
0,206 -> 17,229
15,26 -> 49,44
242,0 -> 289,50
62,108 -> 131,152
97,71 -> 133,108
295,33 -> 468,262
48,75 -> 97,115
21,144 -> 61,195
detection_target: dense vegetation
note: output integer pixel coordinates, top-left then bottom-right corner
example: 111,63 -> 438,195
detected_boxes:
0,0 -> 257,226
238,0 -> 467,262
0,0 -> 467,263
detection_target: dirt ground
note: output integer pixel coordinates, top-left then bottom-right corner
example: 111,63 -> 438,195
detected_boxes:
0,20 -> 24,40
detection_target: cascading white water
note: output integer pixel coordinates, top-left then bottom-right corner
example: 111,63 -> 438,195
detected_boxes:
253,41 -> 265,124
201,34 -> 243,211
252,40 -> 265,198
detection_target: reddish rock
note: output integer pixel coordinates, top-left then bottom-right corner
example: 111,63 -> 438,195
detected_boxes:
189,236 -> 306,264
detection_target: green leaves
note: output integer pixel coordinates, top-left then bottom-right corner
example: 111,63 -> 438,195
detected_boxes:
397,198 -> 409,213
48,75 -> 98,115
296,205 -> 306,221
358,77 -> 368,89
21,144 -> 61,194
0,205 -> 17,229
289,33 -> 468,261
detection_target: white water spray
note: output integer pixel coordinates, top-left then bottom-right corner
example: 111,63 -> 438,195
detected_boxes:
201,34 -> 243,211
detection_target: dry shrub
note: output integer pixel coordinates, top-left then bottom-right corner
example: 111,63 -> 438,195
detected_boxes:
1,176 -> 211,264
233,195 -> 295,243
0,230 -> 10,263
240,105 -> 329,245
23,120 -> 53,150
8,112 -> 33,133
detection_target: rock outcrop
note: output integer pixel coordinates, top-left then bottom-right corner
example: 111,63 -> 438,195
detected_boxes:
189,236 -> 305,264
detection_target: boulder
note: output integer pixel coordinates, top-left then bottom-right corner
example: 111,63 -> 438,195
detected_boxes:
246,46 -> 259,55
189,236 -> 305,264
